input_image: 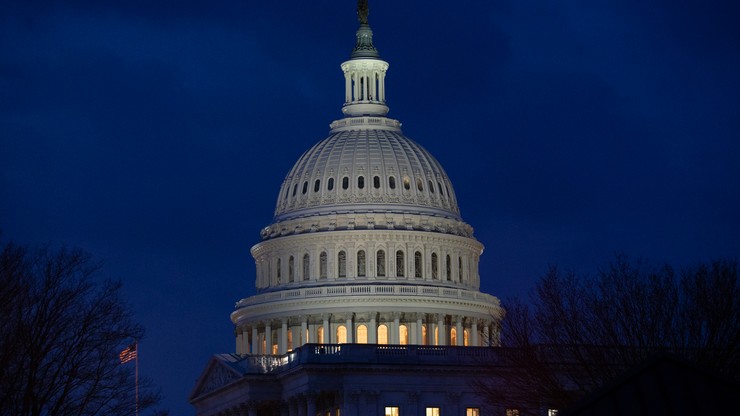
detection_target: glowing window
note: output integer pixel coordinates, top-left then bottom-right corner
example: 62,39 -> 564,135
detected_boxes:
342,176 -> 349,190
303,254 -> 310,280
373,176 -> 380,189
356,325 -> 368,343
422,325 -> 427,345
302,181 -> 308,195
377,250 -> 386,277
506,410 -> 520,416
458,257 -> 463,281
357,250 -> 366,277
451,327 -> 457,345
399,324 -> 408,345
416,178 -> 423,191
336,325 -> 347,344
317,326 -> 324,344
320,252 -> 327,279
466,408 -> 480,416
314,179 -> 320,192
287,330 -> 293,351
431,253 -> 438,279
385,407 -> 400,416
328,177 -> 334,190
426,408 -> 440,416
396,250 -> 405,277
357,176 -> 365,189
389,176 -> 396,189
338,250 -> 346,278
464,328 -> 470,346
403,176 -> 410,190
378,324 -> 389,344
414,251 -> 422,278
276,258 -> 281,283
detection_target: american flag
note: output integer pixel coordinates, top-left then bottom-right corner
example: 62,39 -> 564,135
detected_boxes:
119,342 -> 137,364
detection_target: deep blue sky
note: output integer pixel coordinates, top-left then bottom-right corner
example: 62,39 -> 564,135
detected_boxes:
2,0 -> 738,414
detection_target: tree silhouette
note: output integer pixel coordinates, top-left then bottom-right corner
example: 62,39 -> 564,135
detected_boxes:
476,255 -> 739,414
0,241 -> 162,416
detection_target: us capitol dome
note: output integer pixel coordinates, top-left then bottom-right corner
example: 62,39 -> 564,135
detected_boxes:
230,3 -> 502,358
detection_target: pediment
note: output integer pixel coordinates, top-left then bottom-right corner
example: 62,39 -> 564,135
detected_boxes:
189,354 -> 245,400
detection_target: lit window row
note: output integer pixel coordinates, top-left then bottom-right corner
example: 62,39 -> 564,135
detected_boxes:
384,407 -> 480,416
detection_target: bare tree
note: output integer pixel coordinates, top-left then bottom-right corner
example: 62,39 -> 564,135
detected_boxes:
0,241 -> 162,416
476,255 -> 740,414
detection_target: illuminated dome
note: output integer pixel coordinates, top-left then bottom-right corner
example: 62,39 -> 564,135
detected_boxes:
274,125 -> 461,221
230,3 -> 502,357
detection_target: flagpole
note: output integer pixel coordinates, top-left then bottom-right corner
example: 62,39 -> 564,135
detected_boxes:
135,340 -> 139,416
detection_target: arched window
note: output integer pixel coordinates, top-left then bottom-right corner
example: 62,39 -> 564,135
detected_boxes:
357,250 -> 366,277
373,176 -> 380,189
414,251 -> 423,278
320,252 -> 327,279
428,180 -> 435,193
438,181 -> 444,196
356,324 -> 368,344
342,176 -> 349,190
317,326 -> 325,344
336,325 -> 347,344
458,257 -> 463,282
450,327 -> 457,346
403,176 -> 410,190
422,325 -> 428,345
292,183 -> 298,197
464,328 -> 470,346
416,178 -> 423,191
388,176 -> 396,189
396,250 -> 405,277
327,177 -> 334,190
302,181 -> 308,194
357,176 -> 365,189
287,330 -> 293,351
399,324 -> 409,345
376,250 -> 386,277
338,251 -> 346,278
276,258 -> 281,284
431,253 -> 438,279
446,254 -> 452,281
314,179 -> 320,192
378,324 -> 388,345
303,254 -> 310,280
288,256 -> 294,282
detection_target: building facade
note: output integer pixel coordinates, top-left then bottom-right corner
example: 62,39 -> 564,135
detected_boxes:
191,3 -> 504,415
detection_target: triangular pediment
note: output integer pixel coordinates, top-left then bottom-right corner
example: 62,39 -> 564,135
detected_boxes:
189,354 -> 246,400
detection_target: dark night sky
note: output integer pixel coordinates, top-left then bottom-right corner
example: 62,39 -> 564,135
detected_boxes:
2,1 -> 738,414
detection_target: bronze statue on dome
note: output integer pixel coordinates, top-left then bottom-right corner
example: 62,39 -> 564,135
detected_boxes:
358,0 -> 369,24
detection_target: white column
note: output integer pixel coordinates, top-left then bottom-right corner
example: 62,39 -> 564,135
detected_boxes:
456,316 -> 463,346
353,73 -> 360,102
379,72 -> 386,101
323,316 -> 330,344
347,315 -> 354,343
281,320 -> 288,354
345,72 -> 351,103
393,315 -> 400,344
301,317 -> 309,344
437,315 -> 446,345
416,316 -> 423,345
265,322 -> 274,354
472,320 -> 479,346
236,331 -> 243,354
369,315 -> 377,343
483,323 -> 490,347
251,326 -> 259,354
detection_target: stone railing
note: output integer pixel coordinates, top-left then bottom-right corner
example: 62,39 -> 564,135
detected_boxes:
235,283 -> 498,309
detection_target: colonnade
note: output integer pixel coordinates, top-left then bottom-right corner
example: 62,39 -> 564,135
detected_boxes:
235,312 -> 499,355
